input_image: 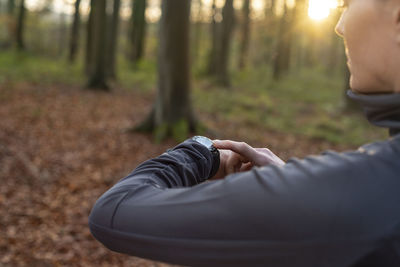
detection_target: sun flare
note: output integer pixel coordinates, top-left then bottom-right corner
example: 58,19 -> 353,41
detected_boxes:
308,0 -> 338,21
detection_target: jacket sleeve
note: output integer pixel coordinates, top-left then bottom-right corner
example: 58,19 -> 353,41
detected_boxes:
88,138 -> 400,267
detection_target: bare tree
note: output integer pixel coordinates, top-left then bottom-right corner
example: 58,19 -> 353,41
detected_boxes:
106,0 -> 121,79
192,0 -> 204,67
16,0 -> 26,50
5,0 -> 15,47
273,1 -> 293,80
58,12 -> 68,56
85,0 -> 94,74
290,0 -> 308,70
129,0 -> 147,64
265,0 -> 276,16
215,0 -> 235,86
7,0 -> 15,15
136,0 -> 196,141
238,0 -> 251,70
207,0 -> 235,86
87,0 -> 109,90
206,0 -> 218,75
69,0 -> 81,62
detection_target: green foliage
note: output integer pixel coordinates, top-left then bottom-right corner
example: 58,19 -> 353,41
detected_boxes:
0,51 -> 84,85
193,65 -> 386,146
118,57 -> 157,92
0,51 -> 156,91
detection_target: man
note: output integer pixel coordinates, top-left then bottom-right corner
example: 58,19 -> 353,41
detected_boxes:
89,0 -> 400,266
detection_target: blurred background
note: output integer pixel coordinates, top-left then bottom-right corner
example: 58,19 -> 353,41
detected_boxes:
0,0 -> 388,266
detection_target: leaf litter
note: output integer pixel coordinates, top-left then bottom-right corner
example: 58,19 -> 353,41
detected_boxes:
0,83 -> 354,266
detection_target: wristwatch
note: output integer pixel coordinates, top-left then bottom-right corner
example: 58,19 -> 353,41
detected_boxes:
191,136 -> 220,179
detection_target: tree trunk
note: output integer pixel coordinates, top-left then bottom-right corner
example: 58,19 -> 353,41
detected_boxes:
7,0 -> 15,15
265,0 -> 276,16
273,1 -> 291,80
87,0 -> 109,90
192,0 -> 203,68
129,0 -> 147,64
291,0 -> 307,70
58,12 -> 67,57
238,0 -> 251,70
136,0 -> 196,141
16,0 -> 25,50
282,7 -> 294,72
69,0 -> 81,63
85,0 -> 94,74
5,0 -> 15,47
106,0 -> 121,79
206,0 -> 218,75
215,0 -> 235,87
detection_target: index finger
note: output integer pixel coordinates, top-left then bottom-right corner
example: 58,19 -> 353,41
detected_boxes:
213,140 -> 257,160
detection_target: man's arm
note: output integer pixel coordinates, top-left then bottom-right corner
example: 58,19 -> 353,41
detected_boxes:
89,138 -> 398,267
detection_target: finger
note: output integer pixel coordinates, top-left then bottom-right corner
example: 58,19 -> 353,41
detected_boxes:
226,156 -> 236,175
239,162 -> 253,172
234,159 -> 245,173
213,140 -> 257,161
218,148 -> 249,164
225,153 -> 246,174
254,148 -> 285,166
255,148 -> 273,155
234,163 -> 240,173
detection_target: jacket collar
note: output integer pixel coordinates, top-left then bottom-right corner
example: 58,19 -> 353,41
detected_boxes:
347,90 -> 400,137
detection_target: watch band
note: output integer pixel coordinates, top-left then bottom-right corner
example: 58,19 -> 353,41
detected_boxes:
208,145 -> 220,179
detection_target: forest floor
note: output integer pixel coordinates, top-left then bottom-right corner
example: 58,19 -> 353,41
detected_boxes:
0,82 -> 362,266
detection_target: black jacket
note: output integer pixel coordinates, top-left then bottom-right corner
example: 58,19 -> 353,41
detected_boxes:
89,91 -> 400,267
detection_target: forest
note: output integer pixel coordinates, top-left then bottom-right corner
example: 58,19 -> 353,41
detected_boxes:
0,0 -> 387,266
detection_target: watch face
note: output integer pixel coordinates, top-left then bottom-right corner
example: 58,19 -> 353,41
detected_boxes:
192,136 -> 213,149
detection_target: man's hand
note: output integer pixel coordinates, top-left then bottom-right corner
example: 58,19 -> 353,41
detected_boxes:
210,140 -> 285,180
210,149 -> 253,180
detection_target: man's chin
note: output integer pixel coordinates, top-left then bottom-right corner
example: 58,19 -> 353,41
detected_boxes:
348,79 -> 369,94
349,76 -> 358,92
349,77 -> 369,94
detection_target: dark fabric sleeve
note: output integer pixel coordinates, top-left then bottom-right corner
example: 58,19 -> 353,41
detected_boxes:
88,138 -> 400,267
